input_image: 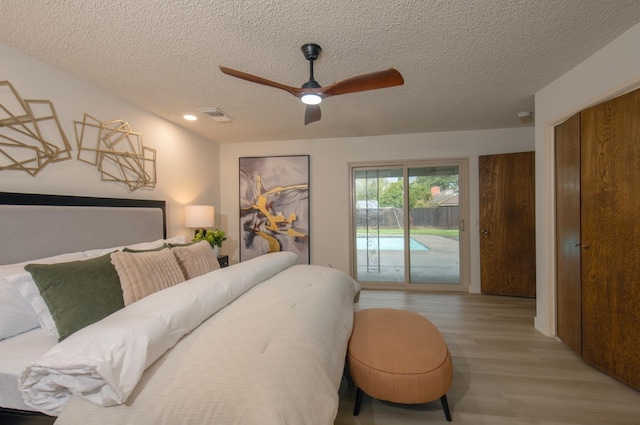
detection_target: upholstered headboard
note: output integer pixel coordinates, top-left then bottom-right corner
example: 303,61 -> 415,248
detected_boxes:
0,192 -> 166,265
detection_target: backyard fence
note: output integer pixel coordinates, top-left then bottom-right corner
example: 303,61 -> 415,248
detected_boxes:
356,206 -> 459,229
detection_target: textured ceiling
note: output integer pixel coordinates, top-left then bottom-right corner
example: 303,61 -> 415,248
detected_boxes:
1,1 -> 639,144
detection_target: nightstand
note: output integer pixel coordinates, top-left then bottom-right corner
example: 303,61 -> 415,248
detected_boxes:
217,255 -> 229,268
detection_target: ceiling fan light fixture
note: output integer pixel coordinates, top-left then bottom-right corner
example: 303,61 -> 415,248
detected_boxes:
219,42 -> 404,124
301,93 -> 322,105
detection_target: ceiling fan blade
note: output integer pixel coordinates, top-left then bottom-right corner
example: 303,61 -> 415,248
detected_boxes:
304,104 -> 321,125
320,68 -> 404,97
219,66 -> 303,97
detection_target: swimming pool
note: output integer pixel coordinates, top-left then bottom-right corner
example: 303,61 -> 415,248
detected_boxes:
356,237 -> 428,251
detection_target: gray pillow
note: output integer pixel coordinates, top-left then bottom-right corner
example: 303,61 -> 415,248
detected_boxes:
25,254 -> 124,342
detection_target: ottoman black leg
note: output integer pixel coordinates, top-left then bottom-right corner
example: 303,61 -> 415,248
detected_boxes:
440,394 -> 452,421
354,387 -> 364,416
343,361 -> 354,386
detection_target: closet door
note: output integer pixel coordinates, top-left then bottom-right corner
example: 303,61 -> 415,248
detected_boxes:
581,87 -> 640,390
555,113 -> 582,357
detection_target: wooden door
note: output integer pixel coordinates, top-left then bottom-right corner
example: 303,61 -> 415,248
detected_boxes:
479,152 -> 536,297
555,113 -> 582,356
581,87 -> 640,390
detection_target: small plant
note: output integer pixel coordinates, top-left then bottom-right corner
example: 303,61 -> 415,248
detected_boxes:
193,229 -> 227,248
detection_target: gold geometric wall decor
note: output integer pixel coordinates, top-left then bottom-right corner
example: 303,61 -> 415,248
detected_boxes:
0,80 -> 72,176
74,114 -> 156,191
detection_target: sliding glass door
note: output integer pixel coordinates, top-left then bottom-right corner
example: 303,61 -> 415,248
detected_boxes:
354,168 -> 405,282
351,159 -> 468,291
408,165 -> 461,284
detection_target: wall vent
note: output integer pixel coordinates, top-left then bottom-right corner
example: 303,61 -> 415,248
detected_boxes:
199,108 -> 232,122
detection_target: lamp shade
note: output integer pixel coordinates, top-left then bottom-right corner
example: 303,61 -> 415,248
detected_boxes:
185,205 -> 215,228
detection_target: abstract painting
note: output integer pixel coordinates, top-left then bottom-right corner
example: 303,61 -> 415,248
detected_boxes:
239,155 -> 309,264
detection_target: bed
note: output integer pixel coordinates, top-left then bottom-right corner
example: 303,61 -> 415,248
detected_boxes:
0,192 -> 360,425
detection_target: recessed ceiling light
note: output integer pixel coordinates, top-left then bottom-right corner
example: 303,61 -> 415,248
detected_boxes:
183,114 -> 197,121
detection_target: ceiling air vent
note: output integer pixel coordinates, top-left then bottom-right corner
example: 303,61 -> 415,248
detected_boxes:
199,108 -> 232,122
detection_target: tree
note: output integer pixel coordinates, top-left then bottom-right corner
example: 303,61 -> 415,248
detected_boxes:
409,183 -> 432,207
379,181 -> 403,207
414,175 -> 458,191
379,181 -> 432,207
355,175 -> 390,201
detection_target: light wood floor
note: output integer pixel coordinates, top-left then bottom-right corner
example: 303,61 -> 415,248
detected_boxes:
335,290 -> 640,425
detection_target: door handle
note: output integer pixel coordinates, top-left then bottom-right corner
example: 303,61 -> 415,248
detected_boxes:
481,229 -> 489,235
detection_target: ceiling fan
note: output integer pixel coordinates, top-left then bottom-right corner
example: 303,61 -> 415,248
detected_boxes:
219,43 -> 404,125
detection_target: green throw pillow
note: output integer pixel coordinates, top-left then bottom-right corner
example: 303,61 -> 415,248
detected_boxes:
123,244 -> 168,253
25,254 -> 124,342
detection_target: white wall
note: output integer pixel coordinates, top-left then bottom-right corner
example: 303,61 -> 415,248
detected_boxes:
0,44 -> 220,240
220,128 -> 534,293
534,22 -> 640,336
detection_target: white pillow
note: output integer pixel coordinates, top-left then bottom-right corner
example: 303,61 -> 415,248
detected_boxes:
5,272 -> 58,336
0,252 -> 85,281
0,280 -> 40,340
83,236 -> 186,258
0,252 -> 85,339
164,235 -> 186,245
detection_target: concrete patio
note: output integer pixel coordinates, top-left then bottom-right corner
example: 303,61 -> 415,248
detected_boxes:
356,235 -> 460,284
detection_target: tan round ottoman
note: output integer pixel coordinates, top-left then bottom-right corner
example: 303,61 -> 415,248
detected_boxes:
347,308 -> 453,421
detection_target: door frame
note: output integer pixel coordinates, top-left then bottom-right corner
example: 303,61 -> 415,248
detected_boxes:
348,157 -> 470,292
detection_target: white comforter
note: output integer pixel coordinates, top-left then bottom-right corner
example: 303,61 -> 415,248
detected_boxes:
19,252 -> 360,424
